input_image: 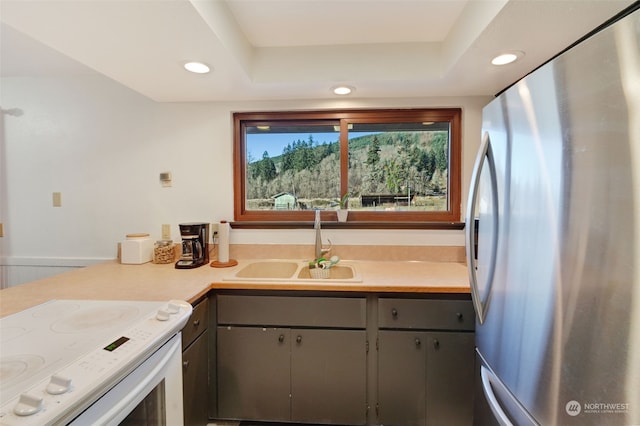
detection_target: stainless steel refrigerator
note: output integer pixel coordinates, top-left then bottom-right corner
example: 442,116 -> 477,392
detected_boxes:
466,4 -> 640,425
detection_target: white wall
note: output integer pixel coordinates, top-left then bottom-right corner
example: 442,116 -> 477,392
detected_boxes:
0,72 -> 490,285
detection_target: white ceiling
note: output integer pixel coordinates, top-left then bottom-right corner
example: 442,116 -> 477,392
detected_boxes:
0,0 -> 635,102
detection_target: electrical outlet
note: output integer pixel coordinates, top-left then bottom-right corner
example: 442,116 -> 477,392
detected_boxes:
210,223 -> 219,234
161,224 -> 171,240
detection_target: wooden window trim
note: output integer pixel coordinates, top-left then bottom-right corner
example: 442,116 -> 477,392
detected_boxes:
233,108 -> 462,225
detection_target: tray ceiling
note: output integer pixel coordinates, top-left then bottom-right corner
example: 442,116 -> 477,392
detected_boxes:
0,0 -> 634,102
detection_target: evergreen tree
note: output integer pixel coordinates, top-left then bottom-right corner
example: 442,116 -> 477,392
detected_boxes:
366,136 -> 381,166
257,151 -> 276,181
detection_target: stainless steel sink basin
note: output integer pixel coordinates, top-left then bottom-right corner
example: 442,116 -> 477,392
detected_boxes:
223,260 -> 362,283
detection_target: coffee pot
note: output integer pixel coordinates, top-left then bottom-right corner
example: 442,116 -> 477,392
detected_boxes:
175,222 -> 209,269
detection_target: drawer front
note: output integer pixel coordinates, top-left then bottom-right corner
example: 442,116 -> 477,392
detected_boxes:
182,297 -> 209,350
217,295 -> 366,328
378,298 -> 474,331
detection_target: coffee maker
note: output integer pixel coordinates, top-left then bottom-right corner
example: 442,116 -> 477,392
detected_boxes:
175,222 -> 209,269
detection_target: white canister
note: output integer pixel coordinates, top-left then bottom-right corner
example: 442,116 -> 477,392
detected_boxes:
121,233 -> 154,264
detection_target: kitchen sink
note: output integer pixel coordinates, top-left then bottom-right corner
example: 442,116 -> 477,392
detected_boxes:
232,261 -> 299,279
223,260 -> 362,283
296,265 -> 356,280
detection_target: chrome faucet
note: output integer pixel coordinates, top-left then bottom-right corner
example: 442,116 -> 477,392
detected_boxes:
314,210 -> 322,259
314,210 -> 331,259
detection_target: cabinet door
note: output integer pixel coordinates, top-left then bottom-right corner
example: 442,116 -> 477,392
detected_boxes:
291,329 -> 367,425
217,326 -> 290,421
183,330 -> 209,426
425,332 -> 474,426
182,297 -> 209,350
378,330 -> 428,426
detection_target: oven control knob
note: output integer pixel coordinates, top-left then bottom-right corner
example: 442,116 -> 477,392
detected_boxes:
46,374 -> 72,395
13,393 -> 43,416
156,309 -> 170,321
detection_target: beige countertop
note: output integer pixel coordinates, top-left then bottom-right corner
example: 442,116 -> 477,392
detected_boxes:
0,259 -> 470,318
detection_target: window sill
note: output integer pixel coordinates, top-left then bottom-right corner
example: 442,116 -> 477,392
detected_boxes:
229,221 -> 465,230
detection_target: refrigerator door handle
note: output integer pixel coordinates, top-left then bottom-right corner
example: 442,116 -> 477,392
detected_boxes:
465,131 -> 499,324
481,365 -> 515,426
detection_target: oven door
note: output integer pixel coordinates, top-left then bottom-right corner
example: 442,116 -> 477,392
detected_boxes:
68,333 -> 184,426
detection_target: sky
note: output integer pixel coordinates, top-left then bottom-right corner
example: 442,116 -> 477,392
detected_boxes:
246,131 -> 380,162
246,132 -> 339,161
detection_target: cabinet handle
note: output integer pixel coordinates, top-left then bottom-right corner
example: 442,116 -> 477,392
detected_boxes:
415,338 -> 421,348
433,339 -> 440,350
296,335 -> 302,344
193,319 -> 200,326
391,308 -> 398,318
183,360 -> 190,369
278,334 -> 285,343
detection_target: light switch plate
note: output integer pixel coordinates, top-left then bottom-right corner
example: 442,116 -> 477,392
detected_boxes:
160,172 -> 172,187
53,192 -> 62,207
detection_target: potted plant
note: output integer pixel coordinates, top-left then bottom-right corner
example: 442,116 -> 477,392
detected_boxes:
337,193 -> 349,222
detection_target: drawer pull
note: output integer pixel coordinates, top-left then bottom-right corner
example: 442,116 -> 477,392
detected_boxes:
456,312 -> 463,321
193,319 -> 200,326
433,339 -> 440,350
183,360 -> 190,369
415,338 -> 421,348
296,335 -> 303,344
278,334 -> 285,343
391,308 -> 398,318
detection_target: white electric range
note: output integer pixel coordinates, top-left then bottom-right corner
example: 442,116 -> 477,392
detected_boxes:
0,299 -> 192,425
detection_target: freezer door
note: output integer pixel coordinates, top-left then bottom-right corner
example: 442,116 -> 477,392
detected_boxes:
476,350 -> 538,426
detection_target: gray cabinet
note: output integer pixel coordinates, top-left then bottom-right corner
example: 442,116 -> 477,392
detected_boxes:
290,328 -> 366,424
378,330 -> 427,426
216,295 -> 367,425
377,298 -> 475,426
217,326 -> 290,421
182,297 -> 209,426
425,331 -> 474,425
212,292 -> 474,426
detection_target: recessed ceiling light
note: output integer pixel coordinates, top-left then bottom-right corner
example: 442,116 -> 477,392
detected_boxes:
491,51 -> 524,66
333,86 -> 354,95
184,62 -> 211,74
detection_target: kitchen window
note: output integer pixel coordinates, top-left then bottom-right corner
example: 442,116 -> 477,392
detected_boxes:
233,109 -> 461,226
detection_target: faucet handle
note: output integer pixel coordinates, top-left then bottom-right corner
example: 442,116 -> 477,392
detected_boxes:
321,239 -> 333,256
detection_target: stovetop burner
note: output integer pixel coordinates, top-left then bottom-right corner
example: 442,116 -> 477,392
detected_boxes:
0,355 -> 46,388
50,305 -> 140,333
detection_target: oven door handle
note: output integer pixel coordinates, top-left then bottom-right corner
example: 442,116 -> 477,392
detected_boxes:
68,334 -> 184,426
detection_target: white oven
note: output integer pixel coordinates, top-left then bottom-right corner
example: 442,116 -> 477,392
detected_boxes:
0,299 -> 192,425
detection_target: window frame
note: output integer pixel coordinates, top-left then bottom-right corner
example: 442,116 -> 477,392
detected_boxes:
233,108 -> 462,225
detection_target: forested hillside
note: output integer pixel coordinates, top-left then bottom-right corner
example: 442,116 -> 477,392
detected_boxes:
246,132 -> 448,210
